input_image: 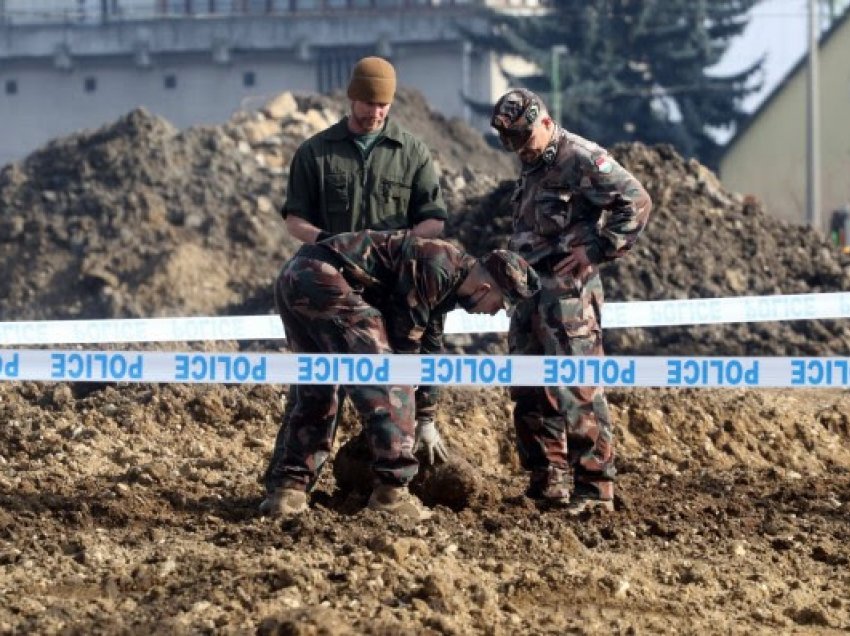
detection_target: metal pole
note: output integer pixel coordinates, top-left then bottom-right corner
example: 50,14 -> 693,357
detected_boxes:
551,46 -> 560,123
461,41 -> 472,123
806,0 -> 821,230
551,45 -> 567,123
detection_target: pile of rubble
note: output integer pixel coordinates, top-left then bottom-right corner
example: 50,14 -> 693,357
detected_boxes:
2,88 -> 849,354
0,88 -> 508,322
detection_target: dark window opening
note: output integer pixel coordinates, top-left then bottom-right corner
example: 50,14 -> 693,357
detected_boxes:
243,71 -> 256,87
164,74 -> 178,89
84,77 -> 97,92
5,80 -> 17,95
317,46 -> 376,94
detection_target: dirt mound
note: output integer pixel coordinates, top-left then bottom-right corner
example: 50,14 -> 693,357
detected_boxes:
0,108 -> 295,320
7,91 -> 849,356
448,142 -> 850,355
1,90 -> 850,633
0,87 -> 509,322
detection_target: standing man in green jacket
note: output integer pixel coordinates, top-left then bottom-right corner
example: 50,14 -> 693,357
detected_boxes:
262,56 -> 449,505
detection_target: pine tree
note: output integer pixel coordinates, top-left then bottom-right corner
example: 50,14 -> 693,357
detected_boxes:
468,0 -> 764,169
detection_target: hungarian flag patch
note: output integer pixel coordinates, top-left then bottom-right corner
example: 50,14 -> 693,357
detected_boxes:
594,155 -> 614,174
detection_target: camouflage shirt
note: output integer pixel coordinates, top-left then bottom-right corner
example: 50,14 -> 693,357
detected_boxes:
508,127 -> 652,267
310,230 -> 475,353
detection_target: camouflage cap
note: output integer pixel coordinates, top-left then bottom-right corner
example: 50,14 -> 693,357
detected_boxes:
479,250 -> 541,305
490,89 -> 546,151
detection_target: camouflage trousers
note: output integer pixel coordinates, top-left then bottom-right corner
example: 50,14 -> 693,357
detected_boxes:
264,380 -> 438,493
263,255 -> 418,492
262,293 -> 442,495
508,271 -> 615,500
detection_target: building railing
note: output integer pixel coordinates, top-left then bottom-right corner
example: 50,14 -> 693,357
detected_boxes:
0,0 -> 546,24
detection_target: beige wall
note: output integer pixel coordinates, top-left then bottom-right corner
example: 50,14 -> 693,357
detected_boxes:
719,20 -> 850,232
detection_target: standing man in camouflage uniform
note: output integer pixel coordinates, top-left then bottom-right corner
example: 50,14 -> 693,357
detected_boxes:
491,89 -> 652,514
267,56 -> 450,496
261,229 -> 540,519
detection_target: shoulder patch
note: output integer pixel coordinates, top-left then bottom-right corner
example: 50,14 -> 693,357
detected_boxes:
594,154 -> 614,174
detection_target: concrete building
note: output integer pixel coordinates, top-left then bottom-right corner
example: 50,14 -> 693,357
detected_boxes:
719,8 -> 850,235
0,0 -> 544,165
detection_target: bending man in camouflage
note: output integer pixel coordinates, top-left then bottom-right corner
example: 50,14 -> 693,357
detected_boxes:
261,229 -> 540,520
268,56 -> 450,487
491,88 -> 652,514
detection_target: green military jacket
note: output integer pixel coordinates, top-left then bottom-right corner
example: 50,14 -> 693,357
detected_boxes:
281,117 -> 447,233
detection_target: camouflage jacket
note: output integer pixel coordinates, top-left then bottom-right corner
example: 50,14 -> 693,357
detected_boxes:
307,230 -> 474,353
508,127 -> 652,268
281,118 -> 447,234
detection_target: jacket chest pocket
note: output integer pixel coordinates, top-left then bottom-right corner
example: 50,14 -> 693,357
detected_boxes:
533,187 -> 573,236
324,173 -> 350,222
377,178 -> 412,225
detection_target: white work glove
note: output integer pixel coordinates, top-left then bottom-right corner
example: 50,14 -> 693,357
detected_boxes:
413,417 -> 449,466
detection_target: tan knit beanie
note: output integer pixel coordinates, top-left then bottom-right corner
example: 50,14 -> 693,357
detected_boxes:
347,56 -> 396,104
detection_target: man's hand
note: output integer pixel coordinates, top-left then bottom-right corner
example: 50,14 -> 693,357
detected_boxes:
413,417 -> 449,465
553,245 -> 593,279
284,214 -> 325,244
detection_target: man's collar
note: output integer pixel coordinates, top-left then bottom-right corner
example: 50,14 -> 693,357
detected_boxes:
539,125 -> 562,165
326,116 -> 404,144
379,118 -> 404,144
521,125 -> 562,173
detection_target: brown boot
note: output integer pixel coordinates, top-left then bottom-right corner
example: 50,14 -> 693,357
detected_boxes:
525,466 -> 570,504
367,484 -> 432,521
564,497 -> 615,515
259,487 -> 309,517
565,483 -> 614,515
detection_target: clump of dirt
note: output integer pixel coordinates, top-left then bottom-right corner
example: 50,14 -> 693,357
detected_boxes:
1,91 -> 850,634
333,430 -> 493,511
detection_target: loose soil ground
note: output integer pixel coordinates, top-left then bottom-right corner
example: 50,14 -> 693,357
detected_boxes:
0,382 -> 848,634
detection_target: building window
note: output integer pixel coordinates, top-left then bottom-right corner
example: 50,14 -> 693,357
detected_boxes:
84,77 -> 97,92
317,47 -> 374,94
5,80 -> 17,95
243,71 -> 256,87
164,74 -> 177,89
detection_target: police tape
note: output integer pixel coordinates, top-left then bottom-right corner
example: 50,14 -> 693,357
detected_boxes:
2,291 -> 850,345
1,349 -> 849,388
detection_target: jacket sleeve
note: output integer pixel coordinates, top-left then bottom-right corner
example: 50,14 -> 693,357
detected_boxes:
578,152 -> 653,264
385,298 -> 429,354
281,144 -> 320,224
384,256 -> 451,353
406,143 -> 448,226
